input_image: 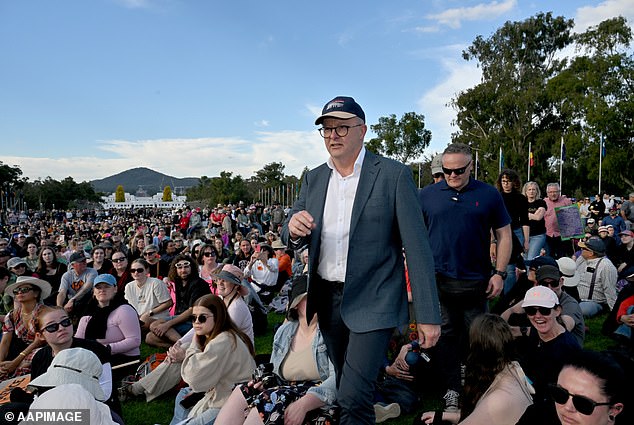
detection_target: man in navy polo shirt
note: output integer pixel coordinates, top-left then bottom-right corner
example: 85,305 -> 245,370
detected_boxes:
418,142 -> 512,412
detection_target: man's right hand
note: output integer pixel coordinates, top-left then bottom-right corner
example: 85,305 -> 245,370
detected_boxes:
288,210 -> 316,239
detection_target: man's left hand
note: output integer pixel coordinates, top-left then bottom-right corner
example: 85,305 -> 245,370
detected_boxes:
486,274 -> 504,299
417,323 -> 440,349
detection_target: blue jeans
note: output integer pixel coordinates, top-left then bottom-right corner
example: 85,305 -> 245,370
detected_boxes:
614,306 -> 634,340
526,233 -> 546,261
580,301 -> 604,318
504,229 -> 525,295
170,387 -> 218,425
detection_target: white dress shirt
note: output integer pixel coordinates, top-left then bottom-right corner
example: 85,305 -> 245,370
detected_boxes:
317,148 -> 366,282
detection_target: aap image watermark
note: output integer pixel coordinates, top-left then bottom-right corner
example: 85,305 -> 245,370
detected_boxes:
6,409 -> 89,424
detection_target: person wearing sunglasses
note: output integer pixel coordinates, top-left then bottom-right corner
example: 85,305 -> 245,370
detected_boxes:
170,294 -> 255,425
110,251 -> 131,295
0,276 -> 52,380
501,264 -> 585,347
142,244 -> 170,280
196,244 -> 222,294
146,254 -> 210,348
124,259 -> 173,331
28,306 -> 115,414
418,314 -> 534,425
516,349 -> 627,425
514,286 -> 581,403
418,142 -> 512,414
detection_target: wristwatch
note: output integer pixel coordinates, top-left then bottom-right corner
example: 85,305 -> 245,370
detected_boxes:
494,270 -> 508,279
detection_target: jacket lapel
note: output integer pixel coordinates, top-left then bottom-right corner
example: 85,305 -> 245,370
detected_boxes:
350,152 -> 379,237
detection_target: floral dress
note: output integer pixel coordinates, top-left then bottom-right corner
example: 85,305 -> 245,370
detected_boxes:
0,303 -> 45,379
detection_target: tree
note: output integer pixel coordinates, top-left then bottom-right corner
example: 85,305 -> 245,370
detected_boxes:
451,12 -> 574,183
366,112 -> 432,163
187,172 -> 250,206
22,176 -> 101,210
115,185 -> 125,202
0,161 -> 25,213
549,17 -> 634,193
162,186 -> 173,201
451,13 -> 633,194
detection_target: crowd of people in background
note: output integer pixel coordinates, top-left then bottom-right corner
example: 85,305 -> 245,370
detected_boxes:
0,163 -> 632,424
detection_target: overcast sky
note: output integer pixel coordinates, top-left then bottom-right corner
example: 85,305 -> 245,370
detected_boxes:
1,0 -> 631,182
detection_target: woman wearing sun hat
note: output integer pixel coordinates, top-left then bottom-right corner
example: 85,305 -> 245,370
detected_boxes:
513,286 -> 581,402
0,276 -> 51,379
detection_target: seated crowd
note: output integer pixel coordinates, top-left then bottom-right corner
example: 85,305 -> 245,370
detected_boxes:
0,203 -> 632,425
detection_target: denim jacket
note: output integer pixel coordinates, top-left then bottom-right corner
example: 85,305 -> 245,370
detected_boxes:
271,321 -> 337,405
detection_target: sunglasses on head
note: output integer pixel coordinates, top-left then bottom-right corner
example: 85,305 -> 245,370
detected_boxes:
112,257 -> 127,263
175,262 -> 190,269
525,306 -> 554,316
442,161 -> 471,176
549,384 -> 611,415
13,286 -> 35,295
43,317 -> 73,333
189,314 -> 212,324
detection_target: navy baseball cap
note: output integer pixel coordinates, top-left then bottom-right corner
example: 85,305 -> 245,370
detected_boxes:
315,96 -> 365,125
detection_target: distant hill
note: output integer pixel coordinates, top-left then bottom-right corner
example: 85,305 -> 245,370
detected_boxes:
90,167 -> 199,196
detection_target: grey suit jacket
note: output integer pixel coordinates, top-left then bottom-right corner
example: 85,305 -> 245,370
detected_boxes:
282,150 -> 440,332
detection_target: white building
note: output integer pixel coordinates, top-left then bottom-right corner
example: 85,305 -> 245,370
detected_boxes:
101,192 -> 187,210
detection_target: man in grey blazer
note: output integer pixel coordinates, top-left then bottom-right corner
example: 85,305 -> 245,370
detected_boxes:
282,96 -> 441,424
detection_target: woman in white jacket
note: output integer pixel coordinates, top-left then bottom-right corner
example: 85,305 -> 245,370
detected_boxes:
169,294 -> 255,425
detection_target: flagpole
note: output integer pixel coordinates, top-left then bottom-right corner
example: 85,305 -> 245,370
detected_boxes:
499,147 -> 502,173
527,142 -> 531,182
475,149 -> 479,180
599,134 -> 603,195
559,136 -> 564,192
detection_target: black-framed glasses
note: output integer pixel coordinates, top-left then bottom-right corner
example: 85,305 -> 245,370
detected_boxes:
175,262 -> 190,269
43,318 -> 73,333
13,286 -> 34,295
130,268 -> 145,274
202,251 -> 216,257
549,384 -> 611,415
112,257 -> 127,263
318,124 -> 363,138
442,161 -> 471,176
524,306 -> 554,316
189,314 -> 212,324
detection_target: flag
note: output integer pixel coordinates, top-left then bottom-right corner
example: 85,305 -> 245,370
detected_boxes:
561,139 -> 566,162
529,150 -> 534,167
601,135 -> 606,157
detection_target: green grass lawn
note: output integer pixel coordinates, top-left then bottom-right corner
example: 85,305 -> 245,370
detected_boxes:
121,313 -> 617,425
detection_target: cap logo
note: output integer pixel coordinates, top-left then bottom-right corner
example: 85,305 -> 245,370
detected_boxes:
326,100 -> 346,110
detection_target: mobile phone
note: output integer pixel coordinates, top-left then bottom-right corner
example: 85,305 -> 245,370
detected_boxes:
255,244 -> 261,253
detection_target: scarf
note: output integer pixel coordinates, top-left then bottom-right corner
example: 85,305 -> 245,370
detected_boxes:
84,296 -> 127,340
